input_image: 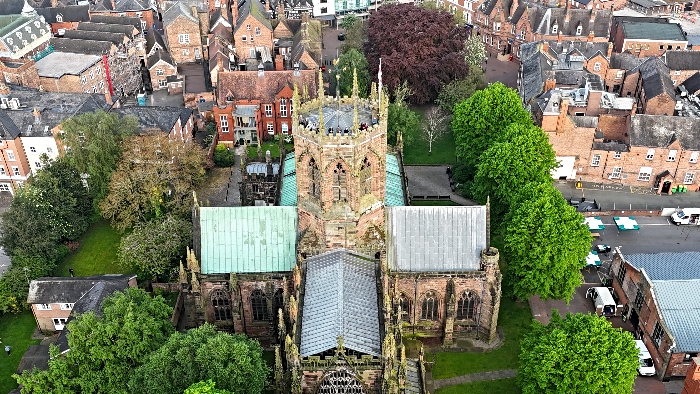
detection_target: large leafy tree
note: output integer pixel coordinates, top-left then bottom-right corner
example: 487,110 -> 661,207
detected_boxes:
436,67 -> 487,113
59,111 -> 138,210
129,324 -> 268,394
519,312 -> 639,394
100,133 -> 207,231
471,124 -> 557,219
15,288 -> 174,393
332,49 -> 370,98
117,214 -> 192,281
185,381 -> 235,394
365,4 -> 470,104
463,34 -> 487,68
387,103 -> 420,146
452,83 -> 532,174
340,19 -> 366,54
504,184 -> 592,301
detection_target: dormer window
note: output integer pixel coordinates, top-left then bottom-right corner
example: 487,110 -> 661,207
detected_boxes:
576,25 -> 582,35
56,14 -> 63,22
551,24 -> 558,34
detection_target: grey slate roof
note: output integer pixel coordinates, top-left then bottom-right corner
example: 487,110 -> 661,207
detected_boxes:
62,29 -> 127,46
610,52 -> 644,70
0,111 -> 21,139
89,14 -> 142,32
621,21 -> 686,41
387,206 -> 487,272
77,21 -> 138,39
113,105 -> 183,133
162,2 -> 198,27
624,252 -> 700,280
519,42 -> 547,105
680,72 -> 700,95
146,48 -> 175,69
652,280 -> 700,352
300,249 -> 380,357
531,7 -> 612,38
629,115 -> 700,149
26,274 -> 136,304
50,37 -> 115,55
145,29 -> 166,55
35,5 -> 89,23
113,0 -> 150,11
639,56 -> 676,101
34,52 -> 101,78
628,0 -> 668,8
234,0 -> 272,34
545,40 -> 610,60
664,50 -> 700,70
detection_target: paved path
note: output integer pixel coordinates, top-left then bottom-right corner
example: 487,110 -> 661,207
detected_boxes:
404,165 -> 477,206
432,369 -> 517,389
556,180 -> 700,211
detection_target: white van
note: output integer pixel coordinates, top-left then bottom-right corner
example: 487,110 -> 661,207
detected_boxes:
635,340 -> 656,376
670,208 -> 700,225
585,287 -> 619,317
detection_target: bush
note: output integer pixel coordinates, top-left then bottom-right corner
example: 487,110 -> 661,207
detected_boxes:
212,144 -> 236,167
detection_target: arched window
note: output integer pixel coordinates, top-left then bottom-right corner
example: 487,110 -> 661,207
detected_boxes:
421,291 -> 439,321
251,289 -> 269,321
396,293 -> 411,320
359,157 -> 372,196
211,289 -> 232,321
308,158 -> 320,198
273,288 -> 284,316
317,370 -> 366,394
457,291 -> 479,320
332,162 -> 347,201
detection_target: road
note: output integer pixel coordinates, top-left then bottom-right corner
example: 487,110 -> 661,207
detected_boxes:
590,216 -> 700,255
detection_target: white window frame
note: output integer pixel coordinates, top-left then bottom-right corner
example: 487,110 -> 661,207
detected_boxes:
576,25 -> 582,35
60,303 -> 74,310
690,152 -> 699,163
610,166 -> 622,179
638,167 -> 652,181
0,167 -> 5,175
182,48 -> 189,56
178,34 -> 190,44
551,24 -> 558,34
53,318 -> 67,330
255,27 -> 261,36
6,150 -> 15,161
219,115 -> 229,133
593,62 -> 601,71
267,123 -> 274,134
36,303 -> 51,310
674,70 -> 681,76
684,172 -> 695,184
281,122 -> 289,134
591,154 -> 601,167
29,146 -> 36,153
159,79 -> 168,88
12,166 -> 20,176
156,69 -> 164,76
614,151 -> 621,159
668,149 -> 677,162
646,149 -> 655,160
280,99 -> 287,117
265,104 -> 272,117
241,35 -> 247,42
616,70 -> 624,79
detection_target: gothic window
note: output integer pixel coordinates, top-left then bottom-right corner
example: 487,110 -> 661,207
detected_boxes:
273,288 -> 284,315
317,370 -> 367,394
421,291 -> 439,321
332,162 -> 347,201
457,291 -> 479,320
211,289 -> 232,321
251,289 -> 269,321
308,158 -> 320,198
359,157 -> 372,196
396,293 -> 411,320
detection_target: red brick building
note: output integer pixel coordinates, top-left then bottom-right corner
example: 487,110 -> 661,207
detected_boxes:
610,250 -> 700,380
664,50 -> 700,86
163,2 -> 204,63
232,0 -> 274,66
36,5 -> 90,34
611,16 -> 688,57
684,357 -> 700,394
213,68 -> 316,144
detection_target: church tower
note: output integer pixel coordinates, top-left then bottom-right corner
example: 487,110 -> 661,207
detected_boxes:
292,70 -> 389,252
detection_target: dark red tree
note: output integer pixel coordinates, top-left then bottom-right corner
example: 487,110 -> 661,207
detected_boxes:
364,4 -> 470,104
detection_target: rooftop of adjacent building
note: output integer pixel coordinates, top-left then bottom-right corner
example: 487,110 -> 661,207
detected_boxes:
34,51 -> 102,78
620,20 -> 687,41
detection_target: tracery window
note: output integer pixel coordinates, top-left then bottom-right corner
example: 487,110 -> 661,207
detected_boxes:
211,289 -> 232,321
251,289 -> 269,321
332,163 -> 347,201
359,157 -> 372,196
421,291 -> 439,321
308,158 -> 320,198
457,291 -> 479,320
396,293 -> 411,320
317,370 -> 367,394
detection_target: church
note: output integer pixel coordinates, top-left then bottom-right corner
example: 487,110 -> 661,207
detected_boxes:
183,71 -> 502,394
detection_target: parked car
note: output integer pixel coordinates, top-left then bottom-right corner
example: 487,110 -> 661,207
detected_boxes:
635,340 -> 656,376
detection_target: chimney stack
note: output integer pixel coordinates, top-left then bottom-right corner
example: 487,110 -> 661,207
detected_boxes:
232,0 -> 238,24
556,97 -> 569,132
192,5 -> 198,18
542,41 -> 550,53
588,30 -> 594,42
293,62 -> 300,76
258,63 -> 264,77
558,30 -> 563,43
33,107 -> 41,123
275,54 -> 284,71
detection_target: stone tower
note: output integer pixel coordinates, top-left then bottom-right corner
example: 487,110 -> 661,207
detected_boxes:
293,70 -> 389,252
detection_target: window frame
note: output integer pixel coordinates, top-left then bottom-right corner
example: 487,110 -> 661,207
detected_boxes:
646,149 -> 655,160
420,291 -> 439,321
690,152 -> 699,163
668,150 -> 677,162
638,167 -> 652,182
610,166 -> 622,179
456,291 -> 479,320
591,154 -> 601,167
250,289 -> 269,321
219,115 -> 229,133
683,172 -> 694,184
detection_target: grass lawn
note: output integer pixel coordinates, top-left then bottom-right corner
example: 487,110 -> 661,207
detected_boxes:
0,311 -> 41,393
53,220 -> 129,277
247,142 -> 294,159
429,297 -> 533,379
402,129 -> 457,165
411,200 -> 460,206
436,378 -> 520,394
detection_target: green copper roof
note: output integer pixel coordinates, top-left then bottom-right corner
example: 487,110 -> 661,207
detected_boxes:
385,154 -> 405,206
198,207 -> 298,274
278,152 -> 405,207
280,152 -> 297,206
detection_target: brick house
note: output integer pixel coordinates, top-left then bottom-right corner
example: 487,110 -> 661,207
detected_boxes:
163,2 -> 203,63
76,21 -> 145,58
476,0 -> 611,59
633,56 -> 677,116
610,250 -> 700,380
232,0 -> 274,66
213,68 -> 316,144
626,0 -> 672,15
684,357 -> 700,394
0,58 -> 40,88
35,5 -> 89,34
664,50 -> 700,86
145,28 -> 167,57
611,16 -> 688,57
147,49 -> 177,90
89,0 -> 156,30
208,14 -> 233,87
27,275 -> 137,333
605,52 -> 644,94
113,106 -> 194,141
34,52 -> 110,96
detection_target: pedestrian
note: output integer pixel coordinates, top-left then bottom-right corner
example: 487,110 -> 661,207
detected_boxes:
5,346 -> 10,356
69,268 -> 74,277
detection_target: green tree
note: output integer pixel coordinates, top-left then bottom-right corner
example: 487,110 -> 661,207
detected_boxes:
463,34 -> 487,68
340,14 -> 359,31
452,83 -> 532,175
14,345 -> 75,394
0,254 -> 57,314
387,103 -> 420,146
212,144 -> 236,167
100,133 -> 207,231
332,49 -> 370,98
436,67 -> 487,113
518,312 -> 639,394
184,380 -> 234,394
504,184 -> 592,301
117,214 -> 192,281
129,324 -> 269,394
14,288 -> 174,393
471,124 -> 557,218
341,19 -> 366,54
59,111 -> 138,210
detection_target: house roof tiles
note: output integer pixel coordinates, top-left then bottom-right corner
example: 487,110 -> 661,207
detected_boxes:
680,71 -> 700,95
26,274 -> 136,304
652,279 -> 700,352
146,48 -> 175,69
216,69 -> 316,105
664,50 -> 700,70
35,5 -> 89,23
639,56 -> 676,101
162,2 -> 198,27
50,37 -> 115,55
234,0 -> 272,33
630,115 -> 700,150
77,21 -> 138,39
